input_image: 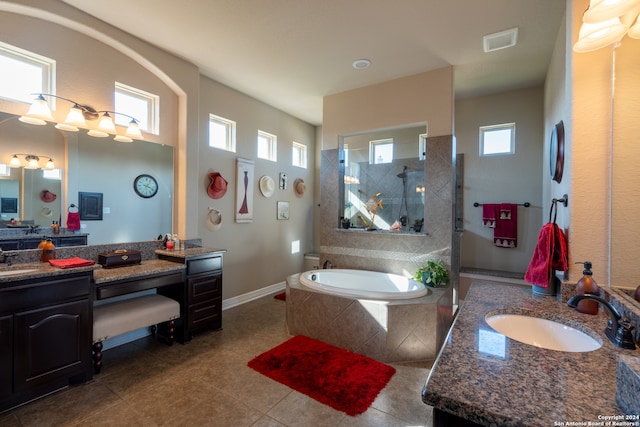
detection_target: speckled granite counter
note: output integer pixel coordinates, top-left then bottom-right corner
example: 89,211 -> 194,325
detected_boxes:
155,247 -> 226,259
92,259 -> 185,284
422,282 -> 639,426
0,262 -> 98,285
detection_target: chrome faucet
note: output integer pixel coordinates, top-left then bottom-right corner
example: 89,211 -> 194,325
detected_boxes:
322,260 -> 332,269
567,293 -> 637,350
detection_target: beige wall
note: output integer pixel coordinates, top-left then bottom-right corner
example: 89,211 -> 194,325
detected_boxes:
322,67 -> 454,149
456,86 -> 544,274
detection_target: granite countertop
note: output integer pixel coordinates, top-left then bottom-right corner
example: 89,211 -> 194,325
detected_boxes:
422,282 -> 639,426
155,247 -> 226,259
92,259 -> 185,284
0,262 -> 98,284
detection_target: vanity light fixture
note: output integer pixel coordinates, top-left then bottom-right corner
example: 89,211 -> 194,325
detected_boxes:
20,93 -> 144,142
9,154 -> 56,170
574,0 -> 640,52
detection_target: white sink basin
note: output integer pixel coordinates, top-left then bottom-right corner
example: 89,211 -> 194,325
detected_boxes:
0,269 -> 38,277
485,313 -> 602,352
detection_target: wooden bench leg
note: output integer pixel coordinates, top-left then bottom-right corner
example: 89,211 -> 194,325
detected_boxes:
92,342 -> 103,374
154,320 -> 175,346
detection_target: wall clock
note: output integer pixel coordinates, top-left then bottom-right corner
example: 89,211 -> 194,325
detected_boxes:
549,120 -> 565,183
133,174 -> 158,198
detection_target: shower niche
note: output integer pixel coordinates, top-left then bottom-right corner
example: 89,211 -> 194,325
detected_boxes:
339,124 -> 426,233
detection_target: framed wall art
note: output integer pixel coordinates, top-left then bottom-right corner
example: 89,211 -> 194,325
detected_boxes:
277,201 -> 289,220
235,157 -> 254,223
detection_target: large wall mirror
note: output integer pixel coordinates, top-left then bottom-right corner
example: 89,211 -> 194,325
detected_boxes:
611,41 -> 640,294
339,124 -> 427,233
0,111 -> 174,245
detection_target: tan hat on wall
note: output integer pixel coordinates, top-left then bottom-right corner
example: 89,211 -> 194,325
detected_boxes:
259,175 -> 275,198
293,178 -> 306,198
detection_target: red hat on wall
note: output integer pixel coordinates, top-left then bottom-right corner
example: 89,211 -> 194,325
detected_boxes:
40,190 -> 57,203
207,172 -> 228,199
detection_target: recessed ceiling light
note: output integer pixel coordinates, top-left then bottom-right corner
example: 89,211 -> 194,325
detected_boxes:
352,59 -> 371,69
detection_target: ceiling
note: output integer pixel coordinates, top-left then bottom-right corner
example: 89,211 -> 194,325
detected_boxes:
60,0 -> 566,126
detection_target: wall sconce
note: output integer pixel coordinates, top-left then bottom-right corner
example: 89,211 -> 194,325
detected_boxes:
574,0 -> 640,52
9,154 -> 55,170
19,93 -> 144,142
416,185 -> 425,193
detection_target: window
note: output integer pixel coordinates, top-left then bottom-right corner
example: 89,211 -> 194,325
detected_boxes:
480,123 -> 515,156
115,82 -> 159,134
257,130 -> 277,161
43,169 -> 61,180
370,138 -> 393,164
418,133 -> 427,160
209,114 -> 236,152
0,164 -> 10,177
0,41 -> 55,104
292,141 -> 307,168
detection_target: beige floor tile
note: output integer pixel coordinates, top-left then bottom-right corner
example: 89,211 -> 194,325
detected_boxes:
5,291 -> 435,427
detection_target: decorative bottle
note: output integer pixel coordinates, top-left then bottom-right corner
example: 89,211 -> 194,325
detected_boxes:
574,261 -> 600,315
41,238 -> 56,262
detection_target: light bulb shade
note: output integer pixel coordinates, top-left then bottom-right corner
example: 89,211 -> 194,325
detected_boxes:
44,158 -> 55,170
25,155 -> 40,169
55,123 -> 79,132
87,129 -> 109,138
9,155 -> 21,167
23,95 -> 54,122
583,0 -> 640,23
573,17 -> 628,52
125,120 -> 143,140
18,115 -> 47,125
114,134 -> 133,143
97,112 -> 117,134
63,105 -> 88,127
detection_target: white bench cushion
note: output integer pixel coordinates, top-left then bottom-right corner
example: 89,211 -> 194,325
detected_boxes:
93,294 -> 180,343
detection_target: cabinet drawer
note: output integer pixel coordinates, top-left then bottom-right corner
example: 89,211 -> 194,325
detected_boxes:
187,256 -> 221,275
188,274 -> 221,305
188,298 -> 221,330
0,275 -> 91,314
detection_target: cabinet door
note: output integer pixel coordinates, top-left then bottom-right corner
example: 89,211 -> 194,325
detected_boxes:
0,315 -> 12,399
14,300 -> 90,391
188,273 -> 222,305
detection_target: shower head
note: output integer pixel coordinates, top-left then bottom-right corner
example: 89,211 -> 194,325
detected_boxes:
397,166 -> 408,179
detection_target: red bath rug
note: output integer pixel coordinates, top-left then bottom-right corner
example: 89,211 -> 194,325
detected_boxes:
247,335 -> 396,416
273,291 -> 286,301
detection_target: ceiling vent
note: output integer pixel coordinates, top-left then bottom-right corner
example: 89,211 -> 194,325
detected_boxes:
483,28 -> 519,53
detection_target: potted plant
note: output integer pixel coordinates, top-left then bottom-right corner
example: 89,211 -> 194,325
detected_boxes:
414,260 -> 449,288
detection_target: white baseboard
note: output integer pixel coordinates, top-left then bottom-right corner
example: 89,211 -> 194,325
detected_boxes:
222,281 -> 286,311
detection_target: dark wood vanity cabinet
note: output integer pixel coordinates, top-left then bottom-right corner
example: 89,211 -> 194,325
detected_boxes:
158,252 -> 223,342
0,235 -> 87,251
0,272 -> 93,412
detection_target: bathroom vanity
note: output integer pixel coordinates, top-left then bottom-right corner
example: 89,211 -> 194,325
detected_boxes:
0,267 -> 95,412
0,241 -> 225,413
422,282 -> 638,426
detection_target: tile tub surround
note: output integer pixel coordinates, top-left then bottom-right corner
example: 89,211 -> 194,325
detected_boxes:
422,282 -> 638,426
285,273 -> 454,363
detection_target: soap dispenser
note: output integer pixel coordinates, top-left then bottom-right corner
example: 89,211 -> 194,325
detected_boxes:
574,261 -> 600,315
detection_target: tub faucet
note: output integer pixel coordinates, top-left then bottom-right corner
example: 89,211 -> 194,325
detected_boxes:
322,260 -> 332,269
0,249 -> 16,266
567,293 -> 637,350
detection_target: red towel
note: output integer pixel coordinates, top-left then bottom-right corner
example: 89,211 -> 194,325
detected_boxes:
482,204 -> 497,228
67,211 -> 80,231
494,203 -> 518,248
524,223 -> 568,288
49,257 -> 95,269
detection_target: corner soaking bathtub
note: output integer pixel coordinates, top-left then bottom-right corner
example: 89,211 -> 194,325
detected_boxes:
299,269 -> 430,300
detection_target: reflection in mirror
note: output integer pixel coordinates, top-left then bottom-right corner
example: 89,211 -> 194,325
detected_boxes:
339,124 -> 426,233
0,111 -> 174,246
611,41 -> 640,291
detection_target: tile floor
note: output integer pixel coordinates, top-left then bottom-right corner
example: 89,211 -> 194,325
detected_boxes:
0,292 -> 435,426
